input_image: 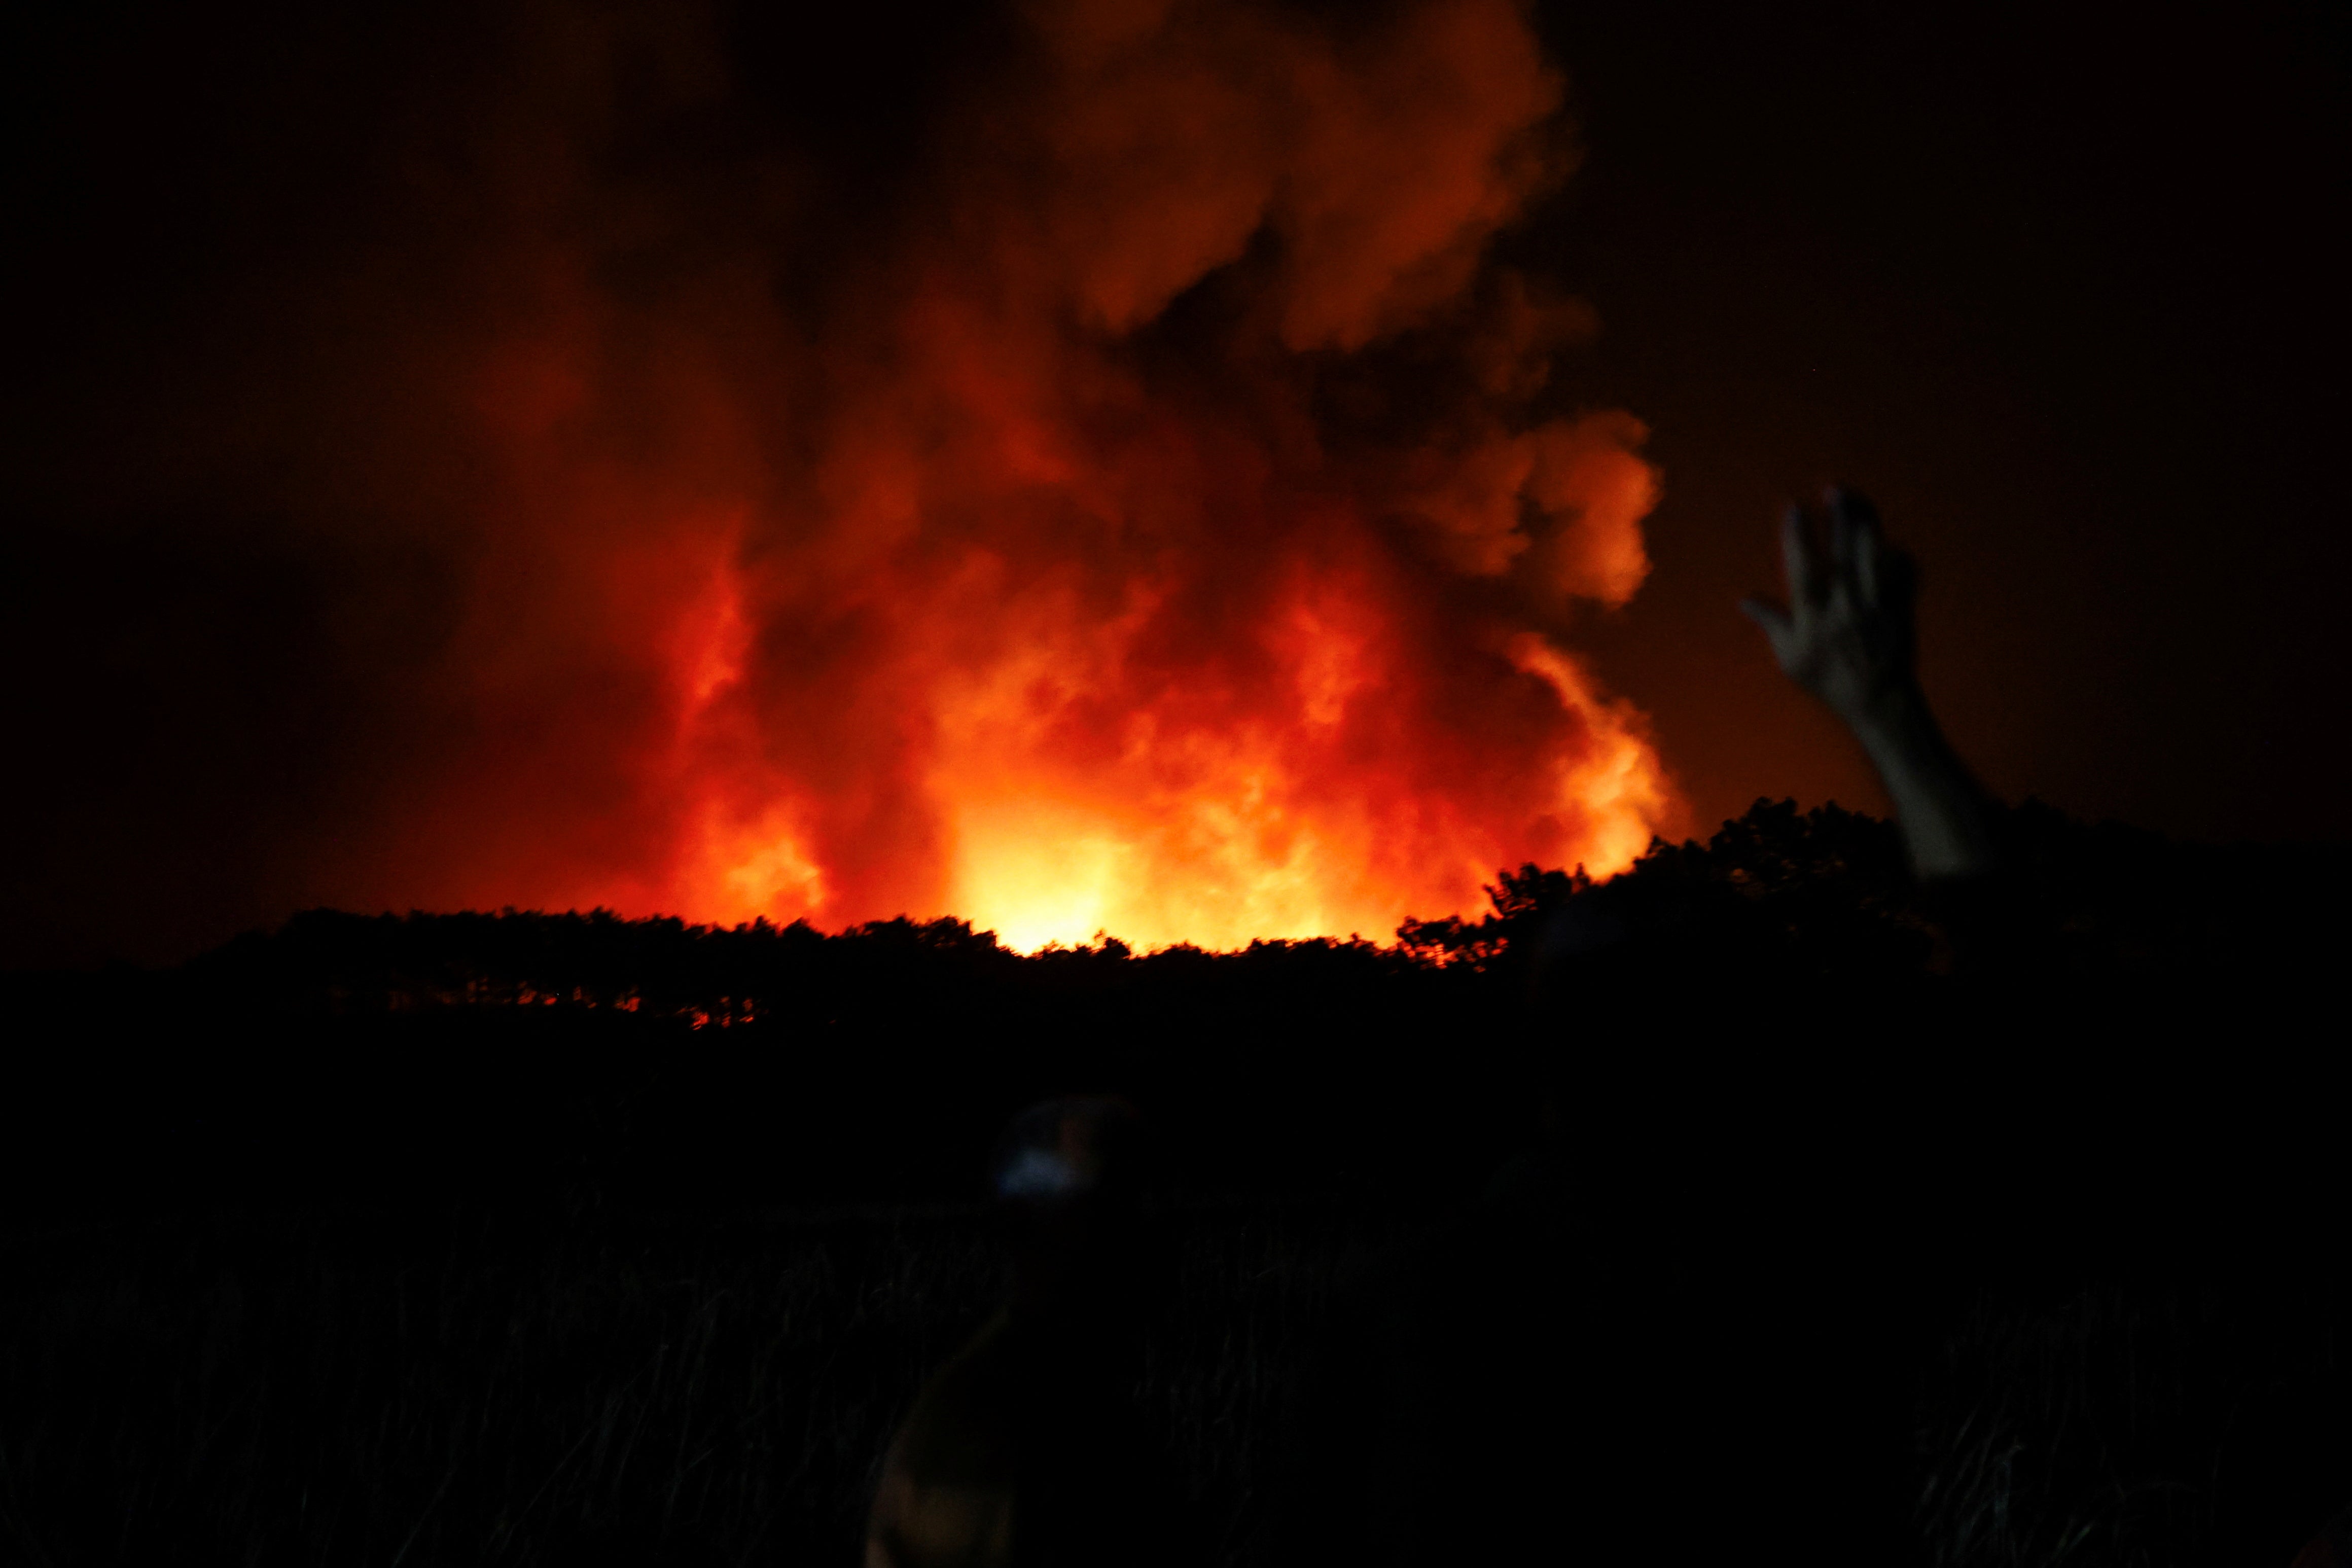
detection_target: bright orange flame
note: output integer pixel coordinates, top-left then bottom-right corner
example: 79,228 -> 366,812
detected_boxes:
352,0 -> 1684,949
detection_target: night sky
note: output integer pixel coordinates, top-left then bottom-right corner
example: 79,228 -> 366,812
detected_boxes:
5,0 -> 2345,967
1542,1 -> 2349,851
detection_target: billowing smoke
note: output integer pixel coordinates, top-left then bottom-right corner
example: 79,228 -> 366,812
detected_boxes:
5,0 -> 1680,960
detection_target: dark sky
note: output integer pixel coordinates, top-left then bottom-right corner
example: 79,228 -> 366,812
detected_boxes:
4,0 -> 2346,966
1533,0 -> 2350,842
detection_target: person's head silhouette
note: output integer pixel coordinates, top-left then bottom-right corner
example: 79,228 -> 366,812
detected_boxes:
987,1095 -> 1149,1314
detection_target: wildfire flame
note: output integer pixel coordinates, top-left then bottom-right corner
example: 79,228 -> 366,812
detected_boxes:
377,0 -> 1681,950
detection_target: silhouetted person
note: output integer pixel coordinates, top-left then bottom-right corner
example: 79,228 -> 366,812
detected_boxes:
865,1096 -> 1186,1568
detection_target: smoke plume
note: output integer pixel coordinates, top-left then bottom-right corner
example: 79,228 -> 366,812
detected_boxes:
4,0 -> 1680,960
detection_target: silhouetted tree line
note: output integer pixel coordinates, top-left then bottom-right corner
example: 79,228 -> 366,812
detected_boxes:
1407,795 -> 2344,988
135,796 -> 2342,1022
4,797 -> 2340,1220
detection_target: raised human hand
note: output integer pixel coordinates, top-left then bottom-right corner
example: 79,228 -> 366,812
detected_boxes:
1739,486 -> 1997,879
1739,486 -> 1919,729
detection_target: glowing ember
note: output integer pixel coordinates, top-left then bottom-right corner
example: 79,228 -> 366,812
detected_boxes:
385,0 -> 1682,949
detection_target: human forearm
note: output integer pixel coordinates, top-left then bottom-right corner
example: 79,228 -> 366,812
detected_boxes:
1845,685 -> 2000,881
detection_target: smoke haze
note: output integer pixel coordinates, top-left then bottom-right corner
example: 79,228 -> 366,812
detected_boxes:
5,0 -> 1680,964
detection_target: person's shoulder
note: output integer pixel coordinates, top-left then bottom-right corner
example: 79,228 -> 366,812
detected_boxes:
892,1309 -> 1024,1486
2294,1504 -> 2352,1568
867,1312 -> 1023,1568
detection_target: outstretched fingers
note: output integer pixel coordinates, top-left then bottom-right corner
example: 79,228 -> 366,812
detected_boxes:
1831,487 -> 1883,607
1749,488 -> 1909,684
1831,485 -> 1921,621
1739,594 -> 1797,671
1780,502 -> 1825,610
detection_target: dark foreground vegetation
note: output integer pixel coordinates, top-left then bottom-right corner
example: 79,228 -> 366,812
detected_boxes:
3,799 -> 2346,1565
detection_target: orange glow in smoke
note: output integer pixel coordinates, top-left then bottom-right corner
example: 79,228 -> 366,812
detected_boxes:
381,0 -> 1683,949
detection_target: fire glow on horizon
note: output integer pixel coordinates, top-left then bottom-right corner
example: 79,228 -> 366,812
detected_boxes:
360,0 -> 1683,951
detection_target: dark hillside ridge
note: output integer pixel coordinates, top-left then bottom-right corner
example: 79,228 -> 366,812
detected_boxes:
6,797 -> 2341,1240
2,800 -> 2345,1567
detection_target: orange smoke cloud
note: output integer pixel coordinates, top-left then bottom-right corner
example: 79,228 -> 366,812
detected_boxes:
284,0 -> 1682,951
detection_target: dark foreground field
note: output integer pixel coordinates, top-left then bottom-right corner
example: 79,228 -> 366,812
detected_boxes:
4,803 -> 2346,1565
6,1196 -> 2345,1566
